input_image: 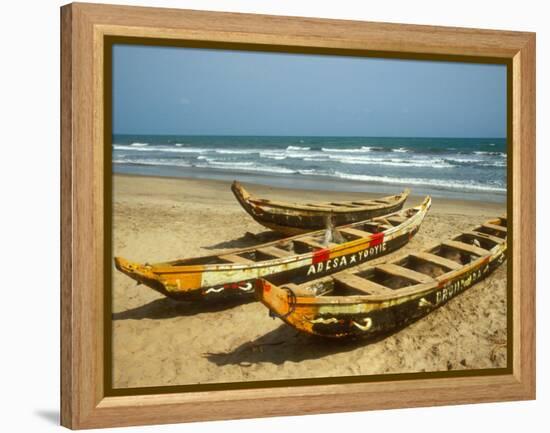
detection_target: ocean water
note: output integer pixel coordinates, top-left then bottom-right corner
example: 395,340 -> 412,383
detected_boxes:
112,135 -> 507,203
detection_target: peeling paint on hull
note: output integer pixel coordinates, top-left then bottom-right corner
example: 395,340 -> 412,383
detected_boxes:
114,197 -> 431,301
232,181 -> 410,236
256,217 -> 507,338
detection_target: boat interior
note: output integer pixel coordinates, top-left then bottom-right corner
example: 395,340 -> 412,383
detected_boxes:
167,207 -> 422,267
280,217 -> 507,298
247,191 -> 407,212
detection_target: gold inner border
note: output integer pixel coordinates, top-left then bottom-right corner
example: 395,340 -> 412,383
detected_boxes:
103,35 -> 513,397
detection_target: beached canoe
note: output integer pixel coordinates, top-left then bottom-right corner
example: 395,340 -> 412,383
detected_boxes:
255,217 -> 507,338
231,181 -> 410,235
114,196 -> 431,301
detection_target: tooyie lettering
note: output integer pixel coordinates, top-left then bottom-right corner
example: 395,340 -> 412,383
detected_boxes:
306,242 -> 388,276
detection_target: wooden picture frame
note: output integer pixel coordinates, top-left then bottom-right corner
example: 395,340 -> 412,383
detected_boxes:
61,2 -> 536,429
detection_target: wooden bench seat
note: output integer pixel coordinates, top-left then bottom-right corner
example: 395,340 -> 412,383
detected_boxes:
442,240 -> 490,257
334,273 -> 393,296
376,263 -> 434,284
339,227 -> 372,239
465,230 -> 505,245
482,223 -> 507,234
410,252 -> 461,271
257,246 -> 294,258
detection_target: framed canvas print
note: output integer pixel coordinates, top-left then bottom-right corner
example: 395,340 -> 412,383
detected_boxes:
60,3 -> 536,429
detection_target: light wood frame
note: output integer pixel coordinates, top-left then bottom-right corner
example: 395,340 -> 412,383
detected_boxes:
61,2 -> 536,429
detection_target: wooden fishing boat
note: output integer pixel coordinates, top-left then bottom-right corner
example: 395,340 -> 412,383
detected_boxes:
255,217 -> 507,338
114,196 -> 431,301
231,181 -> 410,235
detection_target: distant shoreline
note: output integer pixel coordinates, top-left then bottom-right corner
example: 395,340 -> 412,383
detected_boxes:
112,135 -> 507,204
113,164 -> 507,204
114,133 -> 507,139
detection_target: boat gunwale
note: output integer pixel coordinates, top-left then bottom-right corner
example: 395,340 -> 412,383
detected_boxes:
234,181 -> 410,214
263,222 -> 507,307
145,196 -> 431,274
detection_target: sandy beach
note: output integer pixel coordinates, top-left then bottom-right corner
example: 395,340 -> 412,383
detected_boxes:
111,174 -> 508,389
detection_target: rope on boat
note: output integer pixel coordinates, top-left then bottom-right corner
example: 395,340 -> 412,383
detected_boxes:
270,286 -> 297,319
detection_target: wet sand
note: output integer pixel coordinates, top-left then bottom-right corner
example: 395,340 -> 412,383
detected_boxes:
111,174 -> 508,388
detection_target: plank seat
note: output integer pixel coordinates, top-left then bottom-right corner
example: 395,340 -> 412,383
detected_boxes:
250,196 -> 400,212
339,227 -> 372,238
351,201 -> 378,207
305,203 -> 334,208
442,240 -> 490,257
312,201 -> 358,208
482,223 -> 507,234
333,204 -> 364,209
339,202 -> 366,207
334,273 -> 393,296
387,216 -> 407,225
293,238 -> 329,250
410,252 -> 461,271
465,230 -> 505,245
257,246 -> 294,258
249,198 -> 333,211
376,263 -> 434,284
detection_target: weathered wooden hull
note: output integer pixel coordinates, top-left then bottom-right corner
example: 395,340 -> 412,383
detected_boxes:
232,181 -> 409,236
255,219 -> 507,338
115,197 -> 431,301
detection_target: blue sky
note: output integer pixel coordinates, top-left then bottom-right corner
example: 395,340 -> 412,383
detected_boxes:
113,45 -> 506,138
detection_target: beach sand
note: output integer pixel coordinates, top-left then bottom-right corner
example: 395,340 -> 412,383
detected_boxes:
111,174 -> 508,389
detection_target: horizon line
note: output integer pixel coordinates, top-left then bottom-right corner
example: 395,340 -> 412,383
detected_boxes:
112,133 -> 507,139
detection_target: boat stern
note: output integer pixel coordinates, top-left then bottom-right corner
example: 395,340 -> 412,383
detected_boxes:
231,180 -> 251,201
114,257 -> 211,300
255,279 -> 295,319
401,188 -> 411,202
408,195 -> 432,220
114,257 -> 160,285
231,180 -> 263,220
114,256 -> 177,298
421,195 -> 432,213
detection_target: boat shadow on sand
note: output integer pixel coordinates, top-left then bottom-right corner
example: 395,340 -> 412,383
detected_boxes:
203,230 -> 285,250
112,296 -> 254,321
203,322 -> 414,366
